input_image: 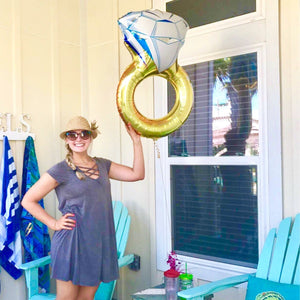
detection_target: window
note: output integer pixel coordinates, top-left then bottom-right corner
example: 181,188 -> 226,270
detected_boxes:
154,0 -> 282,281
168,53 -> 258,158
168,53 -> 259,269
166,0 -> 256,28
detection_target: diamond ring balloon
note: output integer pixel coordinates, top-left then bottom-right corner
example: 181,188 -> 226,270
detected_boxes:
116,9 -> 193,139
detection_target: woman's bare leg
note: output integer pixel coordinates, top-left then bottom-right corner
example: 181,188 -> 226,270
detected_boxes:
56,279 -> 79,300
77,284 -> 100,300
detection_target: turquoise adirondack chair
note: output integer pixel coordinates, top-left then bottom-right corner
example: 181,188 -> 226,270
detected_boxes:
20,200 -> 134,300
178,214 -> 300,300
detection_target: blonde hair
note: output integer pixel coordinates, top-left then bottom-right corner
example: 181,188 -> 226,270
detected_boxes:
65,144 -> 85,180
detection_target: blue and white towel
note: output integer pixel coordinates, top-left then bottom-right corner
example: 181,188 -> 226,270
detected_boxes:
0,136 -> 23,279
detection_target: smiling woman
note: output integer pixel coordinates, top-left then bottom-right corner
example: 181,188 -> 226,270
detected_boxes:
21,115 -> 145,300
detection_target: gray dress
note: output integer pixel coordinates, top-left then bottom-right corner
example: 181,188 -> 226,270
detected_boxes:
47,158 -> 119,286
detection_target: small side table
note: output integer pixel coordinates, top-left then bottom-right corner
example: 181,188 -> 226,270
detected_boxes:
132,284 -> 214,300
132,284 -> 166,299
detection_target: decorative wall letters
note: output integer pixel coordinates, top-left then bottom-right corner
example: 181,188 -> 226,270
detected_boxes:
0,113 -> 35,140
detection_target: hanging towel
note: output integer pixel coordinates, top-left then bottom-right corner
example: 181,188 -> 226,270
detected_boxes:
0,136 -> 23,279
20,136 -> 51,292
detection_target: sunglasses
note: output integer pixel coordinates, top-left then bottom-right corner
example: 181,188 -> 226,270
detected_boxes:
65,130 -> 92,141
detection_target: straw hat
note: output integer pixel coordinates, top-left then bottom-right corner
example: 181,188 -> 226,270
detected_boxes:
60,116 -> 99,139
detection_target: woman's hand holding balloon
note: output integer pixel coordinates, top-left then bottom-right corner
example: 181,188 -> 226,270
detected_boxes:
126,123 -> 141,144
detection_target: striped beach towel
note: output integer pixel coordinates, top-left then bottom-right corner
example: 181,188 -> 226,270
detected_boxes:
21,136 -> 51,292
0,136 -> 23,279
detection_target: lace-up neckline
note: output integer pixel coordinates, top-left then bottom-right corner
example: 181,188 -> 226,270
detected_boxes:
76,162 -> 100,180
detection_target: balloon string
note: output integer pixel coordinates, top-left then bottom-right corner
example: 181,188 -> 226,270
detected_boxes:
154,140 -> 171,250
154,139 -> 160,158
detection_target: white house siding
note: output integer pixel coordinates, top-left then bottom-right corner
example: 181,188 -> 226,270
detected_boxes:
0,1 -> 299,299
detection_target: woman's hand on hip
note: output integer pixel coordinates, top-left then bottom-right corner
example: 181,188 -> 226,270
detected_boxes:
54,213 -> 76,231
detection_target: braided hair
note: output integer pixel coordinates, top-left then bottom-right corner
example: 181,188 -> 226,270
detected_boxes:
65,144 -> 85,180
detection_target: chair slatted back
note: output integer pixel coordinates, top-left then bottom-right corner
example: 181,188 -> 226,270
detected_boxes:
268,217 -> 292,282
256,228 -> 276,279
94,201 -> 132,300
294,253 -> 300,285
256,214 -> 300,285
112,201 -> 131,258
281,214 -> 300,284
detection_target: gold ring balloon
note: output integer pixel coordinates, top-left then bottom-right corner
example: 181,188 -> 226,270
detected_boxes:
117,9 -> 193,139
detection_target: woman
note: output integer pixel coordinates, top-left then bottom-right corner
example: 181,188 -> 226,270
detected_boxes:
21,116 -> 145,300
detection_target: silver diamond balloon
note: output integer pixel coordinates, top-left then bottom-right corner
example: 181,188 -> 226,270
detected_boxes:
118,9 -> 189,72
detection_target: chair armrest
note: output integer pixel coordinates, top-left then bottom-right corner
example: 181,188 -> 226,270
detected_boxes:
178,273 -> 252,300
19,255 -> 51,270
20,254 -> 132,270
118,254 -> 134,268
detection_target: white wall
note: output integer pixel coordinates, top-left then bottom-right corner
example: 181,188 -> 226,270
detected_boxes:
0,0 -> 156,299
280,0 -> 300,218
0,0 -> 299,299
0,0 -> 79,298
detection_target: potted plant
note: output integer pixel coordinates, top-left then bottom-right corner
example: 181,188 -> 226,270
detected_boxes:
164,251 -> 181,297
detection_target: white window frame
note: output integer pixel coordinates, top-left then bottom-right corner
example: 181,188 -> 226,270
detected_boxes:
153,0 -> 282,282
